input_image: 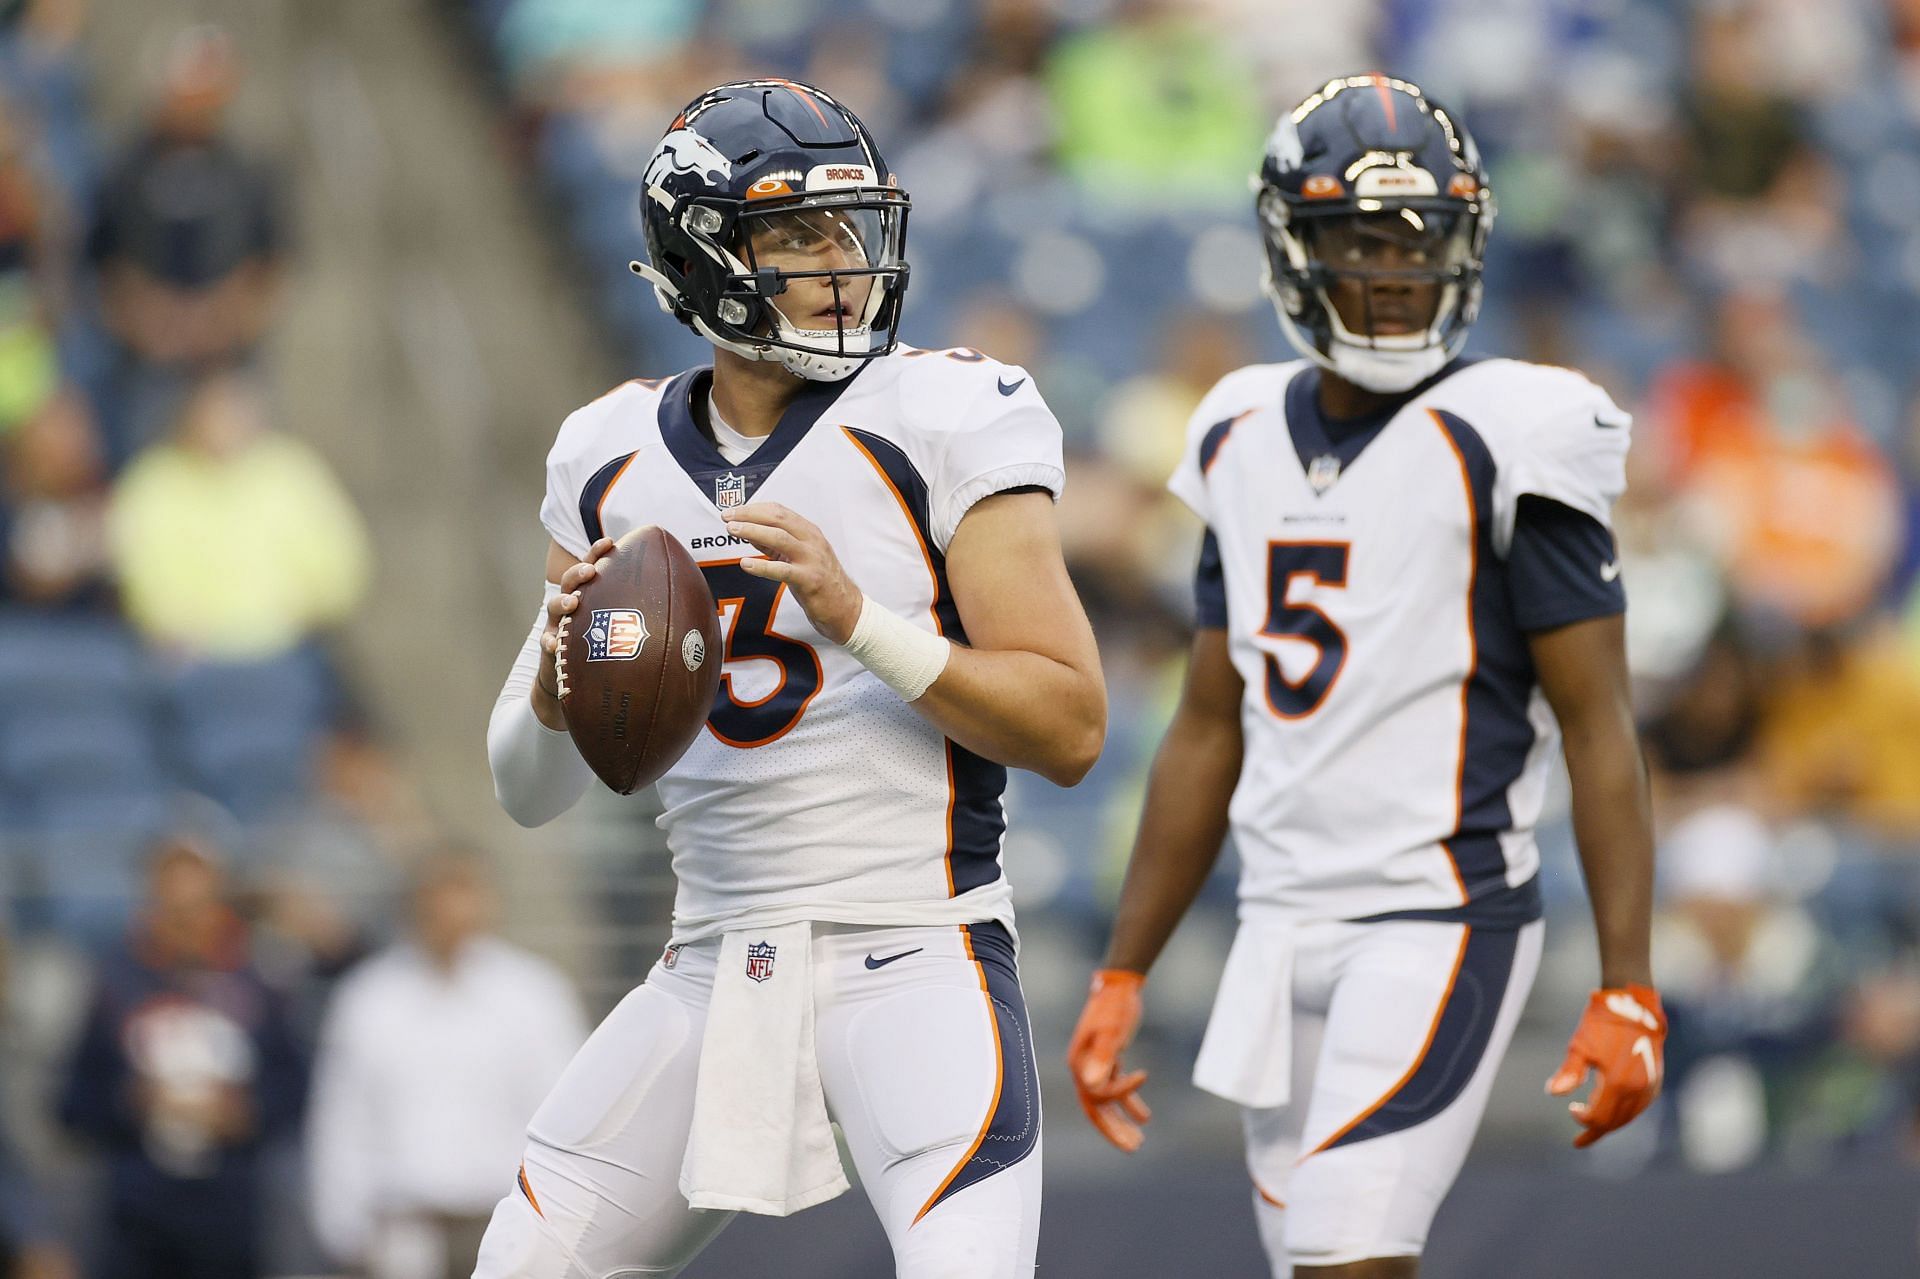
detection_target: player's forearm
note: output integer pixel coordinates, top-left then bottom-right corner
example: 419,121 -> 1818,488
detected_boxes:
488,602 -> 594,826
1103,709 -> 1242,974
1562,710 -> 1655,988
912,644 -> 1106,786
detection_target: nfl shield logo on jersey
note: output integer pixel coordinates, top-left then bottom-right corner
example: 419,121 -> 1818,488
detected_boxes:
714,472 -> 746,510
585,608 -> 649,661
745,940 -> 777,983
1307,453 -> 1342,494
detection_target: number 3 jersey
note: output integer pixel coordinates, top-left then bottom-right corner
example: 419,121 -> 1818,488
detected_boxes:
1170,357 -> 1632,927
538,349 -> 1064,941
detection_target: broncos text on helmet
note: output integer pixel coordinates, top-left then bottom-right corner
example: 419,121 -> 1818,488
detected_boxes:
1256,74 -> 1495,393
632,80 -> 911,382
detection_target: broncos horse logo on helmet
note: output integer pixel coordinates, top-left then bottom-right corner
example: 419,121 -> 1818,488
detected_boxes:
1256,74 -> 1495,393
631,79 -> 910,382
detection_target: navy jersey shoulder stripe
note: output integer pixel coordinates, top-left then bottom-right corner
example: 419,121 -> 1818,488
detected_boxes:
579,451 -> 639,545
1430,409 -> 1540,912
917,922 -> 1039,1218
842,427 -> 1006,896
1312,925 -> 1520,1153
1198,411 -> 1245,476
1194,529 -> 1228,629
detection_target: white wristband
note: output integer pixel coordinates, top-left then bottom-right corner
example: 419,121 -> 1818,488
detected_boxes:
842,594 -> 951,702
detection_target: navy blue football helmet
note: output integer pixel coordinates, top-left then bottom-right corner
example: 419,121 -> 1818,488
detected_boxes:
1256,75 -> 1495,392
632,79 -> 910,381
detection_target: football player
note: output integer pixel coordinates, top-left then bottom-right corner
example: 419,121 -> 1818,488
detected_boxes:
480,80 -> 1104,1278
1067,75 -> 1665,1277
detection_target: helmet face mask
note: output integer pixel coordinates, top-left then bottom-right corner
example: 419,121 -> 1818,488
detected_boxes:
1256,77 -> 1496,394
634,81 -> 912,382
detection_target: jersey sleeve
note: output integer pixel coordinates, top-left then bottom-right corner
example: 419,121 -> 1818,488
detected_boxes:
1505,496 -> 1625,631
1489,370 -> 1631,557
538,408 -> 595,561
1167,381 -> 1239,525
929,366 -> 1065,553
1168,366 -> 1278,525
1194,529 -> 1229,629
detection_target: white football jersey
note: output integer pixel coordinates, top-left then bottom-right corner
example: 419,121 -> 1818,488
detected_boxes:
539,348 -> 1064,940
1169,358 -> 1631,926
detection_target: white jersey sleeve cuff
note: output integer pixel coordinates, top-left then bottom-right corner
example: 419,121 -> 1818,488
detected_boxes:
932,462 -> 1064,553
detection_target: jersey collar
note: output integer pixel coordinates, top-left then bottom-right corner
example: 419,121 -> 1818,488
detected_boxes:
658,364 -> 865,490
1284,356 -> 1483,493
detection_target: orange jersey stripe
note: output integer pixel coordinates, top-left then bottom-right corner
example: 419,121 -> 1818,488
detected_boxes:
1430,408 -> 1478,905
844,426 -> 961,896
594,452 -> 639,544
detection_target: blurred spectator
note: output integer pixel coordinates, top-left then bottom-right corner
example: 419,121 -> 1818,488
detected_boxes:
106,370 -> 370,661
1653,804 -> 1842,1170
495,0 -> 704,115
0,1098 -> 78,1279
57,837 -> 307,1279
1647,289 -> 1901,630
86,25 -> 284,455
1044,0 -> 1267,210
0,386 -> 109,609
305,853 -> 584,1279
1756,625 -> 1920,837
1676,3 -> 1843,286
0,106 -> 63,406
1824,960 -> 1920,1160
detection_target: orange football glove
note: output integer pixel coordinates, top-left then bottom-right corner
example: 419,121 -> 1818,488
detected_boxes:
1547,984 -> 1667,1148
1067,969 -> 1150,1152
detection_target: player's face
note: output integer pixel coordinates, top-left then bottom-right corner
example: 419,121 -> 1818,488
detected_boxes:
1310,209 -> 1463,339
743,206 -> 879,332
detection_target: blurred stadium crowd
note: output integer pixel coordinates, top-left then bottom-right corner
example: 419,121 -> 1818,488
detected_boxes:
0,0 -> 1917,1274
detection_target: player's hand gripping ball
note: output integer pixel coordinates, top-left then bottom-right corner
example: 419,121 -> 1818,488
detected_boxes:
551,527 -> 722,794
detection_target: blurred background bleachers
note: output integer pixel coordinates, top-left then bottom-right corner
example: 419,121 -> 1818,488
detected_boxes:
2,0 -> 1920,1276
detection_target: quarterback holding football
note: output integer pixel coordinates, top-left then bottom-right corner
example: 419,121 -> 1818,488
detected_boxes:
482,79 -> 1104,1278
1069,75 -> 1666,1278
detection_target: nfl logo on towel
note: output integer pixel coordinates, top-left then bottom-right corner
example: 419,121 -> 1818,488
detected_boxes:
745,940 -> 777,983
585,608 -> 648,661
715,472 -> 746,510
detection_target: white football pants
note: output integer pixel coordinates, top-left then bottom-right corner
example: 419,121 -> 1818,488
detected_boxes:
471,921 -> 1040,1279
1243,918 -> 1543,1272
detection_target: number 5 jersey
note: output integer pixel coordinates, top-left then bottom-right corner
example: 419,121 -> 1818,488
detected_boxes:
538,349 -> 1064,942
1170,357 -> 1632,929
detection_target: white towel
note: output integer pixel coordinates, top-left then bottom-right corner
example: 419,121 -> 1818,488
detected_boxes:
1192,920 -> 1297,1109
679,921 -> 850,1216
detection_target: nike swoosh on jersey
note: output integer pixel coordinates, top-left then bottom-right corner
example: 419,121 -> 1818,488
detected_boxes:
1600,560 -> 1623,582
864,948 -> 924,970
997,377 -> 1026,396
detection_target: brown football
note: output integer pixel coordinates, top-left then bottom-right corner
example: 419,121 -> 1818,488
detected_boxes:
554,526 -> 722,794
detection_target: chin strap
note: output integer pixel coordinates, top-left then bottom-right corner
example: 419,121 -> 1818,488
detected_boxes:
630,259 -> 863,383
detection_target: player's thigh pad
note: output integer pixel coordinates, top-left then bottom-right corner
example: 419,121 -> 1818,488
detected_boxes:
815,922 -> 1041,1278
474,955 -> 731,1278
1256,920 -> 1542,1268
